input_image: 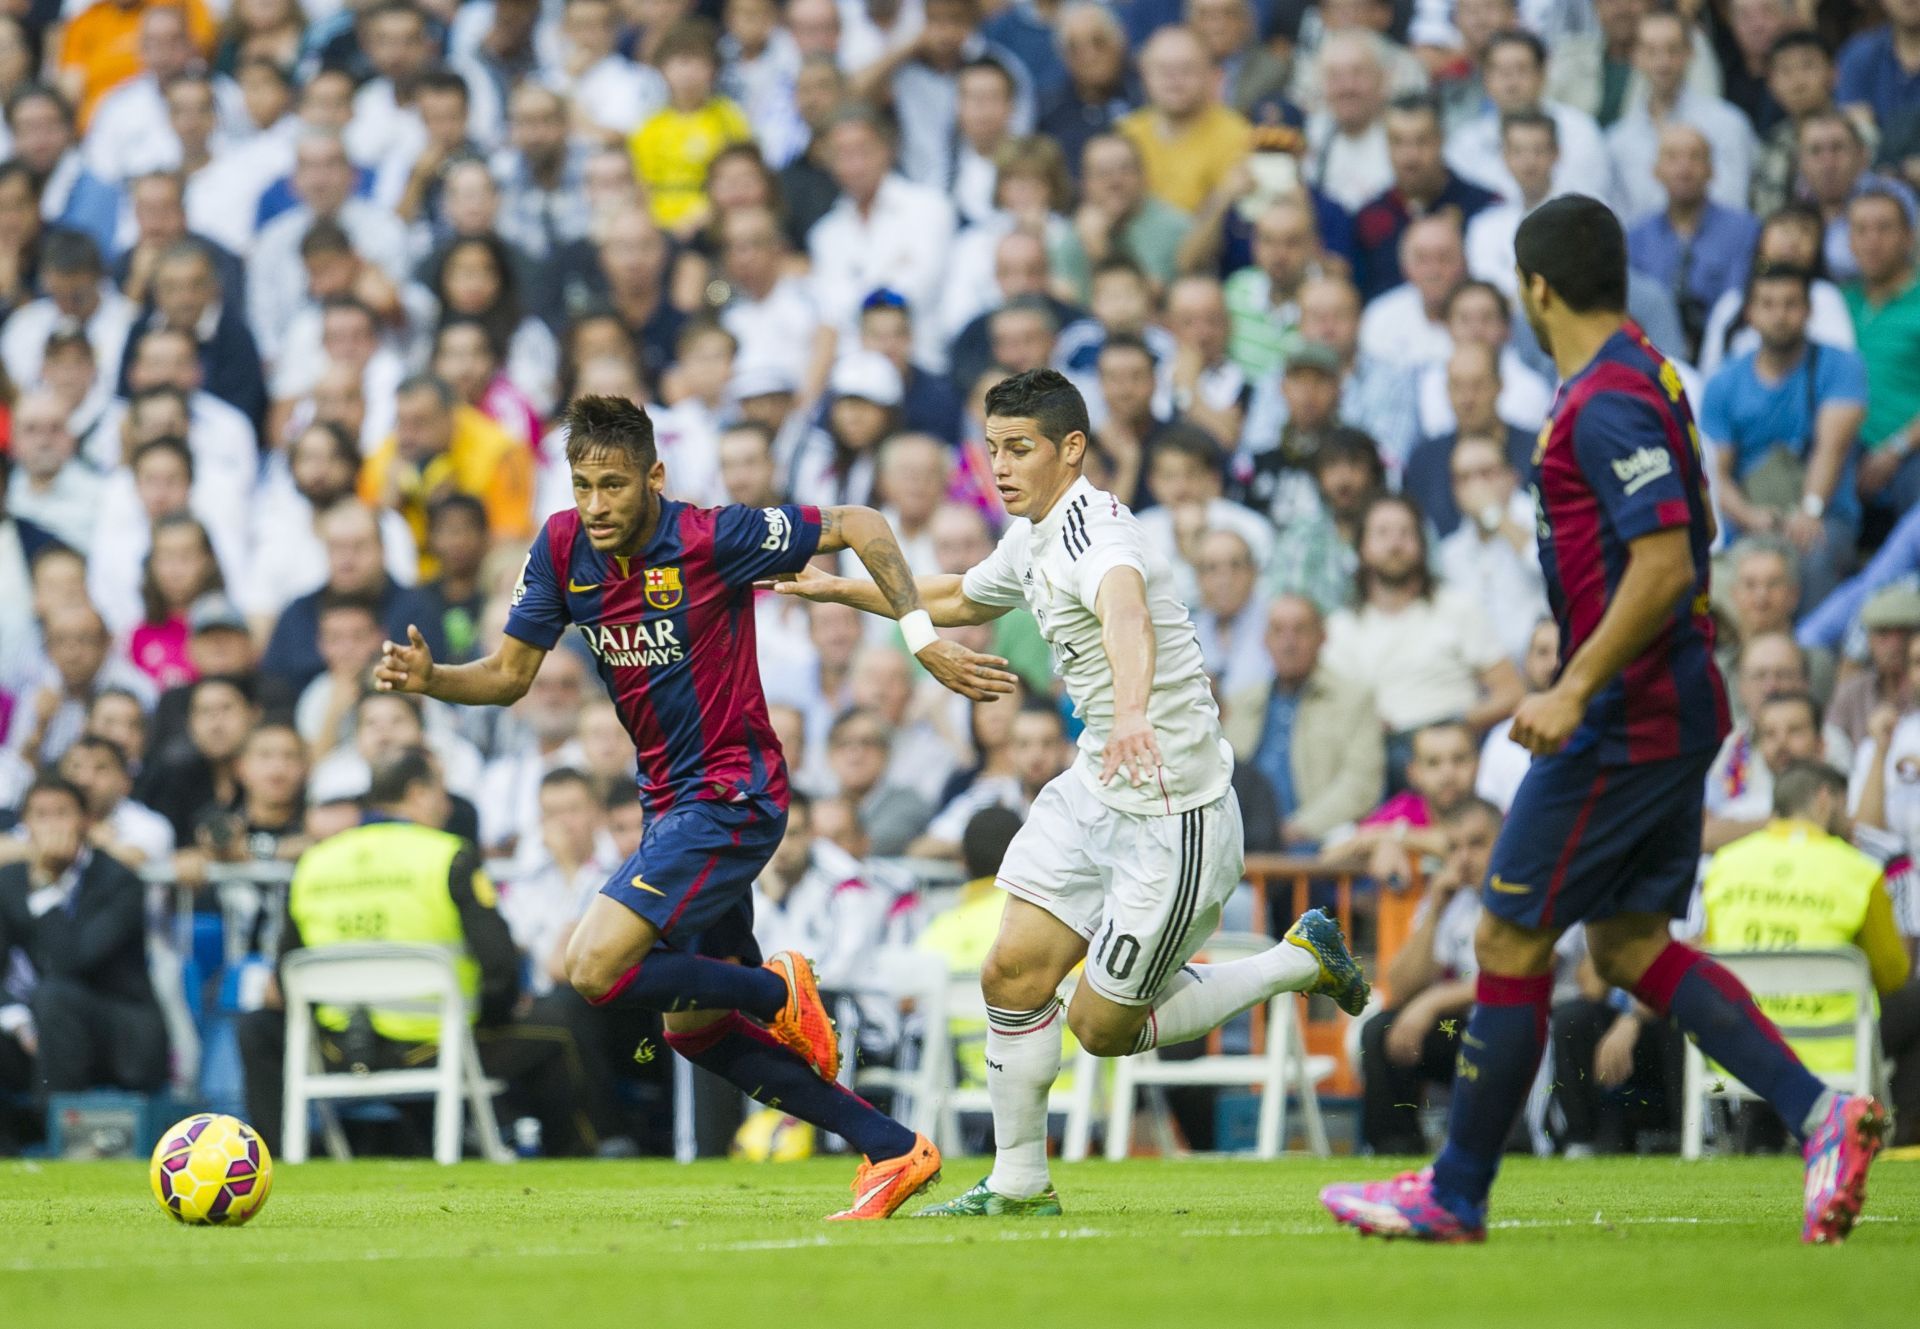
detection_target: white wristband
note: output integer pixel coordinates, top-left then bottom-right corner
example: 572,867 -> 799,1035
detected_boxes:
901,609 -> 939,656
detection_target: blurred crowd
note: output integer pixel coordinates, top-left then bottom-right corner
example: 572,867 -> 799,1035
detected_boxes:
3,0 -> 1920,1157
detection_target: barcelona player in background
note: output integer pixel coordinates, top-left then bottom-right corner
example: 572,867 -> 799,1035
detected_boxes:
1320,196 -> 1888,1245
375,396 -> 1017,1219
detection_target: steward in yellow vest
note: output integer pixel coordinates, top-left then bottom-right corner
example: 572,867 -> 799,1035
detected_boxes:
239,749 -> 614,1157
1703,761 -> 1913,1084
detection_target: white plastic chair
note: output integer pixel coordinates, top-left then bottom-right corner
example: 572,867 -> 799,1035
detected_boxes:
1680,947 -> 1888,1160
279,944 -> 513,1166
1105,933 -> 1336,1159
850,964 -> 1100,1160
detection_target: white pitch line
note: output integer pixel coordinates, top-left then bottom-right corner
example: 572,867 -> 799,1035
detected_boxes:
0,1214 -> 1905,1276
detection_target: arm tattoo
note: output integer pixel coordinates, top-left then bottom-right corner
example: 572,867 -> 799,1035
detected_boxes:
818,506 -> 844,552
863,538 -> 921,619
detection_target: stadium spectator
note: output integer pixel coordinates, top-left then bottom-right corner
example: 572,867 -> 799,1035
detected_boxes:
0,226 -> 134,399
498,767 -> 609,998
261,501 -> 441,693
1697,205 -> 1857,379
128,513 -> 224,690
1036,4 -> 1139,178
913,804 -> 1031,1089
1474,616 -> 1559,813
1324,494 -> 1522,774
1751,33 -> 1844,218
1625,124 -> 1762,359
1835,0 -> 1920,133
51,733 -> 174,868
1400,343 -> 1534,538
1224,593 -> 1384,848
1796,109 -> 1872,282
1411,279 -> 1552,440
169,720 -> 310,901
1702,266 -> 1865,611
1704,759 -> 1920,1145
1445,29 -> 1611,207
7,86 -> 121,257
824,705 -> 931,857
239,748 -> 608,1157
860,292 -> 963,447
752,792 -> 891,995
1705,684 -> 1835,853
1434,433 -> 1547,665
137,671 -> 258,844
1355,211 -> 1467,371
1827,586 -> 1920,747
1846,180 -> 1920,516
1221,195 -> 1316,381
1352,93 -> 1495,299
1606,10 -> 1756,221
630,19 -> 751,232
0,776 -> 169,1096
1850,634 -> 1920,865
1118,25 -> 1252,215
1549,948 -> 1685,1156
913,697 -> 1069,860
6,602 -> 155,768
1260,426 -> 1380,614
1056,133 -> 1187,302
1302,31 -> 1395,213
1325,717 -> 1479,883
4,388 -> 100,553
477,649 -> 591,862
1191,527 -> 1269,696
1462,110 -> 1560,298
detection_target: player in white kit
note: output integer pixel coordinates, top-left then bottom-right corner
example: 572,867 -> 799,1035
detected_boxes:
769,369 -> 1369,1215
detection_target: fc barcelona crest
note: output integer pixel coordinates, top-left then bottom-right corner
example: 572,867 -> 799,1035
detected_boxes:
644,566 -> 683,610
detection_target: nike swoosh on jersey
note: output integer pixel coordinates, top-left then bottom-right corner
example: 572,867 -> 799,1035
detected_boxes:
1488,876 -> 1532,895
630,877 -> 665,896
569,579 -> 600,592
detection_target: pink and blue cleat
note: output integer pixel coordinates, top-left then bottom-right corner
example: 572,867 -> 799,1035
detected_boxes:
1319,1168 -> 1486,1244
1802,1093 -> 1889,1245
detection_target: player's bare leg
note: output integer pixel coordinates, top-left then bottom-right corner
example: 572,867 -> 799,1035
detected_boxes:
565,895 -> 661,1002
1587,913 -> 1887,1244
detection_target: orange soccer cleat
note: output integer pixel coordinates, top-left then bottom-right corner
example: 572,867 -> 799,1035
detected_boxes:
762,950 -> 841,1080
826,1134 -> 943,1221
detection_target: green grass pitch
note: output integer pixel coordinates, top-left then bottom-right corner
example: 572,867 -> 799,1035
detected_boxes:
4,1155 -> 1914,1328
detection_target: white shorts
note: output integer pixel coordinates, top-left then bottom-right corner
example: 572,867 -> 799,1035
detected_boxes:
995,770 -> 1245,1006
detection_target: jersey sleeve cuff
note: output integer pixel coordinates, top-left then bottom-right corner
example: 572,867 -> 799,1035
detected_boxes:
1612,499 -> 1692,543
503,615 -> 565,650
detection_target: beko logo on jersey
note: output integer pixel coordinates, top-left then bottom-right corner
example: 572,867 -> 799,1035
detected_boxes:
1610,446 -> 1672,495
578,618 -> 684,667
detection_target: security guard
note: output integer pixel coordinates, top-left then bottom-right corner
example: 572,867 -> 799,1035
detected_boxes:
1702,759 -> 1920,1142
239,748 -> 609,1156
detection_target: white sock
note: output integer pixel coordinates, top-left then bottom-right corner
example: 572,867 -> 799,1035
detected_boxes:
983,998 -> 1063,1199
1134,942 -> 1321,1052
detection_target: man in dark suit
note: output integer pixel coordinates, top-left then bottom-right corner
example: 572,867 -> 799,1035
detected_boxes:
118,240 -> 268,432
0,777 -> 168,1096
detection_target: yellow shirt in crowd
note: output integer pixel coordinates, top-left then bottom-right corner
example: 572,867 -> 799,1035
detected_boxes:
1116,103 -> 1253,214
358,406 -> 535,577
629,97 -> 752,228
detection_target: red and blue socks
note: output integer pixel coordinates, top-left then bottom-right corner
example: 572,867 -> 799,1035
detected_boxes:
1632,942 -> 1828,1138
1429,971 -> 1552,1216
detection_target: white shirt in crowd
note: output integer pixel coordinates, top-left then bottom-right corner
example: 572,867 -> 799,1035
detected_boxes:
1446,102 -> 1613,207
808,175 -> 957,372
1604,89 -> 1756,221
1322,587 -> 1506,734
1415,347 -> 1556,437
1357,283 -> 1454,371
1,285 -> 136,398
961,476 -> 1233,816
1435,491 -> 1550,665
500,850 -> 611,996
1303,115 -> 1393,213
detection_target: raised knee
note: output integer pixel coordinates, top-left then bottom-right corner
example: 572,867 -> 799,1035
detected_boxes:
1066,1010 -> 1137,1058
567,949 -> 629,1004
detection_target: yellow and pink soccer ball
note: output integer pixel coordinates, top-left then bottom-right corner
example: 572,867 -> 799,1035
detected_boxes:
149,1113 -> 273,1225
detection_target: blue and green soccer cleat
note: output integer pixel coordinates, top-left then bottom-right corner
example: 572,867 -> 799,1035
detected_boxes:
914,1178 -> 1064,1217
1285,908 -> 1371,1016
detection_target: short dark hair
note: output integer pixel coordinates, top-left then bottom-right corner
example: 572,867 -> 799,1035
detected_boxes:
1766,29 -> 1830,67
958,54 -> 1016,96
1313,428 -> 1387,484
300,218 -> 354,259
564,394 -> 659,470
22,774 -> 88,817
1355,492 -> 1434,602
1484,28 -> 1546,69
1385,91 -> 1443,130
132,435 -> 195,480
317,589 -> 381,623
1757,688 -> 1822,734
539,766 -> 596,797
6,83 -> 74,131
1440,794 -> 1503,828
1748,261 -> 1815,300
1147,422 -> 1226,476
190,672 -> 257,709
1514,193 -> 1627,314
962,804 -> 1024,881
41,227 -> 103,276
1444,278 -> 1512,325
1773,758 -> 1845,818
66,733 -> 131,775
428,492 -> 488,534
417,68 -> 471,103
1499,107 -> 1557,147
368,746 -> 439,806
982,368 -> 1092,450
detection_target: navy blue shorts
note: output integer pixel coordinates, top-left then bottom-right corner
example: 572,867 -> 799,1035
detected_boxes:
599,795 -> 786,963
1482,744 -> 1714,930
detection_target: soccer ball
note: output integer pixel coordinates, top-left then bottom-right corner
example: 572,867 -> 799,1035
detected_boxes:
730,1107 -> 815,1162
149,1114 -> 274,1225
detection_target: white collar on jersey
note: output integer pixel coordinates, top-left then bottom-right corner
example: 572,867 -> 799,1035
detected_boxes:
1029,475 -> 1099,538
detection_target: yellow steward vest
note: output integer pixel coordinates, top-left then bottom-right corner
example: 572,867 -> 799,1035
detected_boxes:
1702,820 -> 1880,1076
287,821 -> 481,1043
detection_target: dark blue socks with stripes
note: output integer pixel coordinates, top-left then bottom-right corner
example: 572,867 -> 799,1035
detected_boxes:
1633,941 -> 1828,1138
1430,971 -> 1553,1215
662,1014 -> 915,1161
588,952 -> 787,1021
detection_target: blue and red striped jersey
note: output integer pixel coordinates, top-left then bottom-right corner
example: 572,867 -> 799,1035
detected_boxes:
1531,321 -> 1731,765
503,501 -> 823,814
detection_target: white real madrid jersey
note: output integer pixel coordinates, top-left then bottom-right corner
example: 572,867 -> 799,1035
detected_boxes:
962,477 -> 1232,816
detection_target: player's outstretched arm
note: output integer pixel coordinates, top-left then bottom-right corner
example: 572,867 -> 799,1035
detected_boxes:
800,505 -> 1019,701
1094,566 -> 1162,787
374,625 -> 547,708
1511,527 -> 1696,755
